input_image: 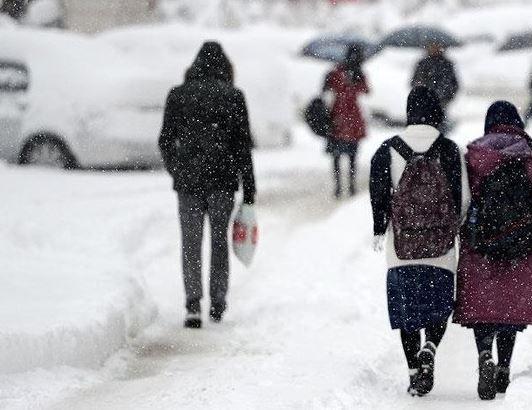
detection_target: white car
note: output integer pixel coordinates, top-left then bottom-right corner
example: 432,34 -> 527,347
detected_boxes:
0,25 -> 297,169
0,27 -> 166,169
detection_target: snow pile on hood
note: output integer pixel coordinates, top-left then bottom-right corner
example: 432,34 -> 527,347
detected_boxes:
24,0 -> 63,28
99,23 -> 316,146
1,26 -> 166,141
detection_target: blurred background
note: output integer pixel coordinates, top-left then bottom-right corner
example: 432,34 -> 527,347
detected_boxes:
1,0 -> 532,169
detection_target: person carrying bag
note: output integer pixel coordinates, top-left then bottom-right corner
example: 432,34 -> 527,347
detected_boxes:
159,41 -> 256,329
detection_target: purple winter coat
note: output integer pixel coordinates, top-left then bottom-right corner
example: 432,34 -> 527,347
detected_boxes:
454,125 -> 532,326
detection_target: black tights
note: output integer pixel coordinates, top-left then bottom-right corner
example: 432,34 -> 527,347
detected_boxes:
333,153 -> 356,193
474,325 -> 517,368
400,321 -> 448,369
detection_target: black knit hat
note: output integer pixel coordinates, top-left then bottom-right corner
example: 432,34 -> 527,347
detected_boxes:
406,86 -> 444,128
484,100 -> 524,134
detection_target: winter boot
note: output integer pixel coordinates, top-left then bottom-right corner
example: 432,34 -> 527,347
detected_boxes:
184,300 -> 202,329
184,312 -> 202,329
407,369 -> 419,396
495,366 -> 510,394
478,351 -> 496,400
210,301 -> 226,323
348,182 -> 357,197
414,342 -> 436,396
334,186 -> 342,200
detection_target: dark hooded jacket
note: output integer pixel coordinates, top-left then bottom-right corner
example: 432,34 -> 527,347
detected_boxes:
159,42 -> 256,203
411,54 -> 459,107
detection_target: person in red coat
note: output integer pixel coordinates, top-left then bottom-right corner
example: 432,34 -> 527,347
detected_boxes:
323,44 -> 369,198
454,101 -> 532,400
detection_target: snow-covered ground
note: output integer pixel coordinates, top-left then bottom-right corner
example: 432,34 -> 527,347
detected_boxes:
2,122 -> 532,409
3,1 -> 532,407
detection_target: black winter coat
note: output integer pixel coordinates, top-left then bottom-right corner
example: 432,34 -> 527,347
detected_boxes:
411,55 -> 459,107
159,46 -> 256,204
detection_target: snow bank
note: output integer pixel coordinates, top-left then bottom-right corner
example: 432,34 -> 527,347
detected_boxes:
0,167 -> 158,374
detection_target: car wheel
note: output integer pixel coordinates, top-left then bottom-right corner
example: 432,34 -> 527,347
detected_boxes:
19,135 -> 78,169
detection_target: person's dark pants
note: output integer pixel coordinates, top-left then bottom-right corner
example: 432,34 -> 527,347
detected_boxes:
473,325 -> 518,369
178,191 -> 234,314
400,321 -> 448,370
333,153 -> 356,195
329,139 -> 358,196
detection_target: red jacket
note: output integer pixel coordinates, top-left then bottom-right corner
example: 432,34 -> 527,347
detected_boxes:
325,66 -> 369,143
454,126 -> 532,326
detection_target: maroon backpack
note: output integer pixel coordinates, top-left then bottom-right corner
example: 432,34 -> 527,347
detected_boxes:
390,136 -> 459,260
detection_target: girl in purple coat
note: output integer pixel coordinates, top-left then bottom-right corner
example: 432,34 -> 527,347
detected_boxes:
454,101 -> 532,400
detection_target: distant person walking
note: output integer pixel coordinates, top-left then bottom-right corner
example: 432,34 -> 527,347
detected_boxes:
323,44 -> 369,198
159,41 -> 256,329
370,87 -> 468,397
454,101 -> 532,400
411,42 -> 459,128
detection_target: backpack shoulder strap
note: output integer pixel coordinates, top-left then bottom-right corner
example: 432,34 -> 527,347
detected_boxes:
424,134 -> 445,160
390,136 -> 415,161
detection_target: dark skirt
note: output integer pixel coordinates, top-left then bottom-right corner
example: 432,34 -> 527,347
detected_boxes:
387,265 -> 454,332
326,138 -> 358,155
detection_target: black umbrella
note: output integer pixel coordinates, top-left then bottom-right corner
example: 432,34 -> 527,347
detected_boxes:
379,26 -> 462,49
498,32 -> 532,52
300,34 -> 378,63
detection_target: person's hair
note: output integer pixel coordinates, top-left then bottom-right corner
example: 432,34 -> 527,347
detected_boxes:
484,100 -> 524,134
345,43 -> 364,65
406,86 -> 444,129
344,43 -> 365,82
185,41 -> 234,85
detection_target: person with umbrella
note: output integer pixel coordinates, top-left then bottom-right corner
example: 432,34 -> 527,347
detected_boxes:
411,42 -> 460,128
323,43 -> 370,198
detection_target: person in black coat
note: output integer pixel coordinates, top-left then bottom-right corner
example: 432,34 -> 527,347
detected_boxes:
411,43 -> 459,119
159,41 -> 256,328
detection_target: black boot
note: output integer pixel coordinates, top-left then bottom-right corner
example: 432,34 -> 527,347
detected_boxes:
414,342 -> 436,396
495,366 -> 510,394
478,351 -> 496,400
348,183 -> 357,197
407,369 -> 419,396
184,300 -> 202,329
184,312 -> 202,329
210,301 -> 226,323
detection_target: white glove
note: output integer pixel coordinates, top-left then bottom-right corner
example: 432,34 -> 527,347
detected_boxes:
372,235 -> 385,253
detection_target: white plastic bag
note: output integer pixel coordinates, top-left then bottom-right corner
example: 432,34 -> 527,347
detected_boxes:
232,203 -> 258,267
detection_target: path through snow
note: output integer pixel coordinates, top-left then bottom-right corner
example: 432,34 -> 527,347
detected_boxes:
51,129 -> 532,409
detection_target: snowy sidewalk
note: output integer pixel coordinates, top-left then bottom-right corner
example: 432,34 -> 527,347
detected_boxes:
2,127 -> 532,409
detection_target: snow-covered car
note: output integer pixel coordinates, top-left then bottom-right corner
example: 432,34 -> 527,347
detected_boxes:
0,27 -> 166,169
98,23 -> 303,148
